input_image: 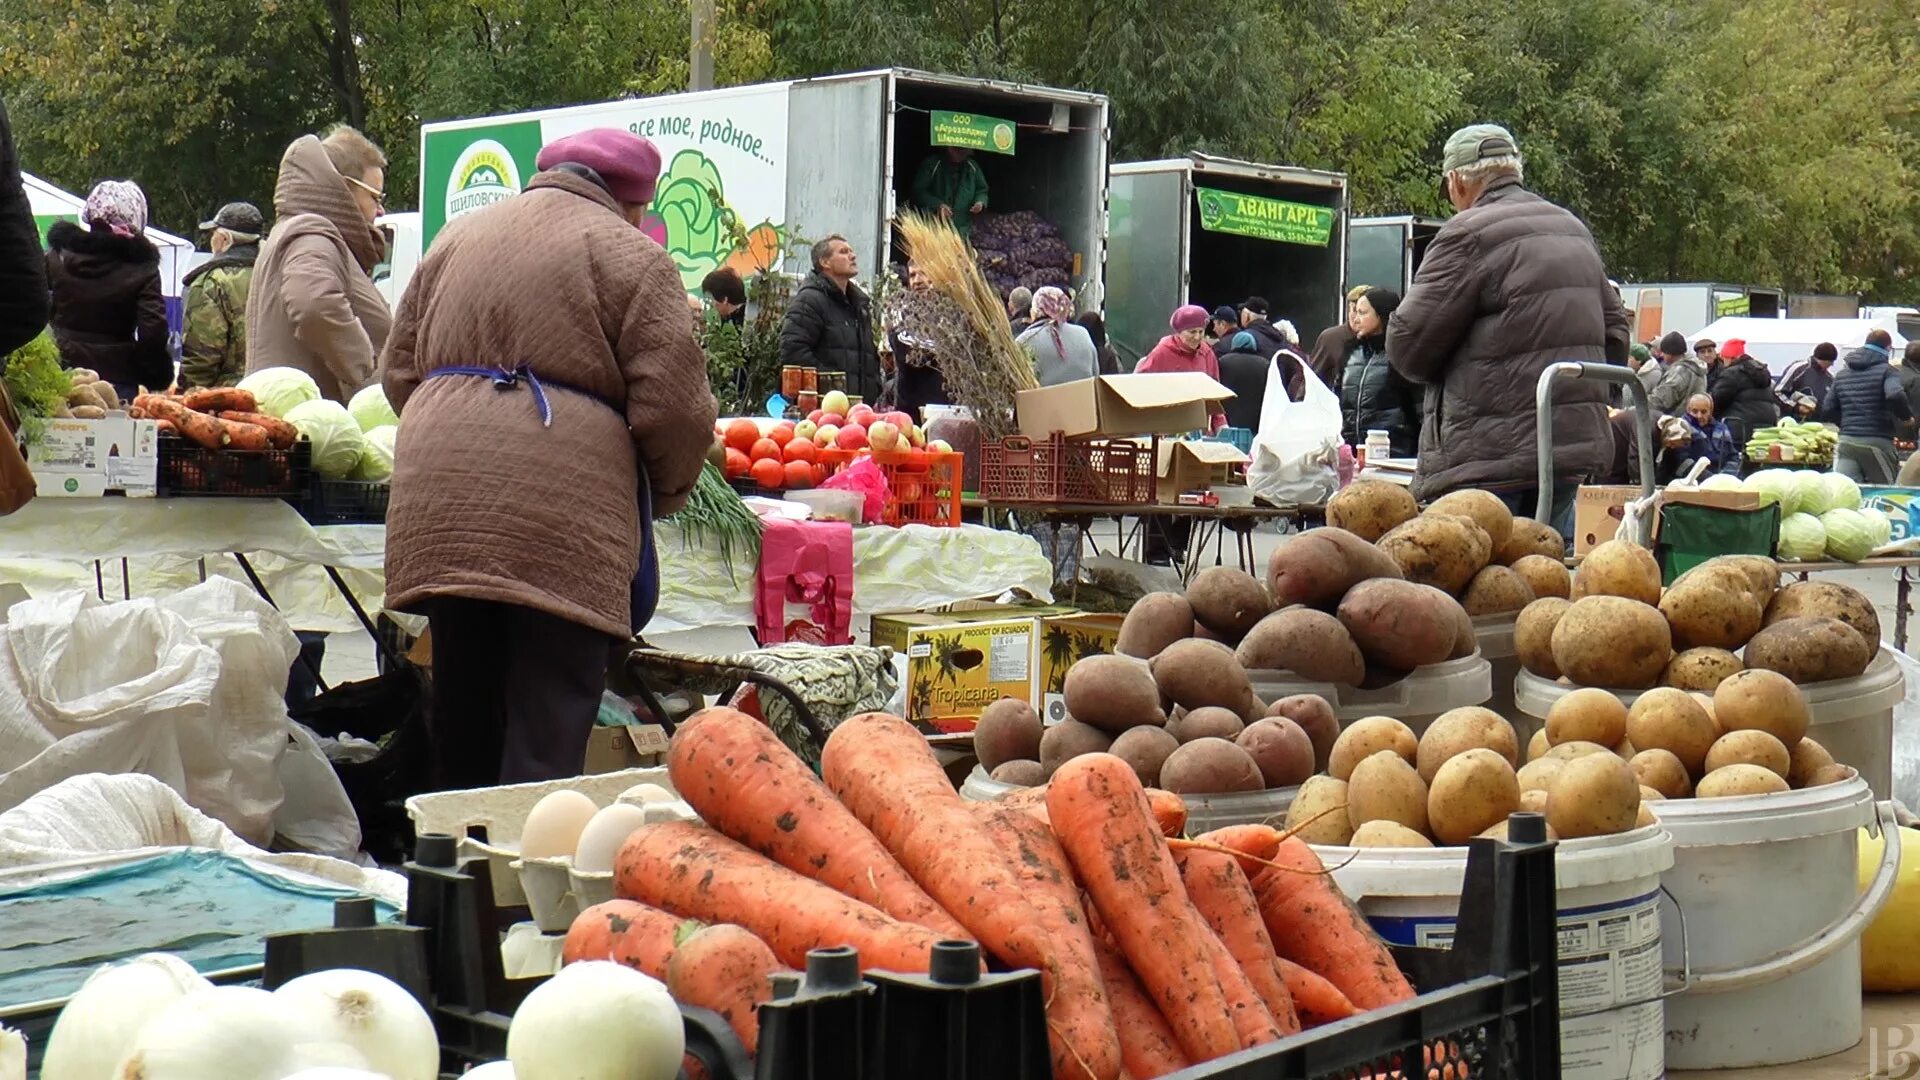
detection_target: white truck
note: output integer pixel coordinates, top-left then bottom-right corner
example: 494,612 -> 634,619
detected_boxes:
1617,282 -> 1784,340
1347,215 -> 1444,296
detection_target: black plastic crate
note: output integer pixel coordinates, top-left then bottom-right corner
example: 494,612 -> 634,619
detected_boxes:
156,433 -> 311,498
302,476 -> 391,524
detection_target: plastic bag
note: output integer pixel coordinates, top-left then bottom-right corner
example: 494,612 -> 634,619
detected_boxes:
274,722 -> 363,859
1247,360 -> 1340,505
822,456 -> 889,524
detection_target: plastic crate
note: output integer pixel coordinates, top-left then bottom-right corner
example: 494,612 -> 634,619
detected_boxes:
978,432 -> 1158,505
302,476 -> 390,524
155,433 -> 310,498
817,447 -> 963,528
1209,426 -> 1255,455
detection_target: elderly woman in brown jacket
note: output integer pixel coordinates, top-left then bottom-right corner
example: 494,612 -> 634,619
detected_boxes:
381,128 -> 717,789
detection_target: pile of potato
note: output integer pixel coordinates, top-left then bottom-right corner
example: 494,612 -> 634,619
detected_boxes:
1323,482 -> 1575,615
1516,541 -> 1880,691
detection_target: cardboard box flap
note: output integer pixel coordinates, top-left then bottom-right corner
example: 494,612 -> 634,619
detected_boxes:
1156,439 -> 1250,475
1016,374 -> 1234,439
1102,373 -> 1235,408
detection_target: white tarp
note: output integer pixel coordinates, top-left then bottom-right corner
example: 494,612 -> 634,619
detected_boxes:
1691,316 -> 1908,377
23,171 -> 195,304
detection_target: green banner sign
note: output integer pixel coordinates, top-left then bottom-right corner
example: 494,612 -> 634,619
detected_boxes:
1195,186 -> 1334,247
1715,293 -> 1751,316
930,110 -> 1017,156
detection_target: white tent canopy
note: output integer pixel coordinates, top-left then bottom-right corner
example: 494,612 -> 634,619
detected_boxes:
1690,316 -> 1907,377
22,171 -> 195,309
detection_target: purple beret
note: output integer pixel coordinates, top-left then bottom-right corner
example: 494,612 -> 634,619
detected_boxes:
1170,304 -> 1210,332
535,128 -> 663,206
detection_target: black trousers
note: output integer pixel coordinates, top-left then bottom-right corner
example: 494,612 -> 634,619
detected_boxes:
427,597 -> 614,790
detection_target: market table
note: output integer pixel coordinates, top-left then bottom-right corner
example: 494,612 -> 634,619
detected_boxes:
963,498 -> 1318,583
1669,993 -> 1920,1079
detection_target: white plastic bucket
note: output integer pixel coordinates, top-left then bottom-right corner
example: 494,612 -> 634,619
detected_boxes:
958,765 -> 1297,833
1655,776 -> 1902,1069
1315,826 -> 1676,1080
1513,644 -> 1904,799
1473,613 -> 1530,745
1247,653 -> 1493,737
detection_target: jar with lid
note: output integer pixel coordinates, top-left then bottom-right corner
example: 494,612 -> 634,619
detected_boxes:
780,365 -> 806,399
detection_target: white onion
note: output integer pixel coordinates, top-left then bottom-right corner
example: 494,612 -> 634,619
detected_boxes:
507,961 -> 682,1080
274,969 -> 437,1080
42,953 -> 211,1080
113,985 -> 308,1080
282,1070 -> 391,1080
2,1025 -> 26,1080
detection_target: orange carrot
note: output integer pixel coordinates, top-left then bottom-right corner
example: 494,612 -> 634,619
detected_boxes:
1196,823 -> 1282,877
218,418 -> 270,451
1176,847 -> 1300,1034
1275,957 -> 1359,1026
1090,930 -> 1189,1079
140,396 -> 226,449
972,803 -> 1123,1080
821,714 -> 1059,982
1147,789 -> 1188,838
1198,918 -> 1283,1049
1248,836 -> 1414,1010
614,821 -> 946,973
998,785 -> 1052,822
562,898 -> 701,974
182,386 -> 257,413
668,708 -> 967,939
215,410 -> 299,450
666,924 -> 786,1055
1046,753 -> 1238,1063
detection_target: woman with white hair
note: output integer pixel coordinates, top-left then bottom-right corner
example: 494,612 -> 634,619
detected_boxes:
43,180 -> 171,398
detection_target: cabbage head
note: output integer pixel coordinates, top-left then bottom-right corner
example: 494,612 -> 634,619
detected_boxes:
1823,471 -> 1863,511
349,384 -> 399,432
1821,508 -> 1875,562
354,424 -> 396,482
237,367 -> 321,419
1861,506 -> 1894,548
285,399 -> 368,479
1792,470 -> 1835,517
1745,469 -> 1798,514
1777,512 -> 1828,561
1700,474 -> 1744,492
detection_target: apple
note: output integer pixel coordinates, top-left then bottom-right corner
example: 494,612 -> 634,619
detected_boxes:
835,425 -> 870,451
909,424 -> 927,447
928,439 -> 955,454
848,405 -> 877,429
867,420 -> 901,452
807,409 -> 825,424
884,411 -> 914,431
821,390 -> 851,418
814,424 -> 840,448
819,412 -> 845,429
794,419 -> 818,441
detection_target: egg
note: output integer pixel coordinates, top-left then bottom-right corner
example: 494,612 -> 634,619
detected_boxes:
616,783 -> 678,806
517,789 -> 598,859
572,803 -> 651,873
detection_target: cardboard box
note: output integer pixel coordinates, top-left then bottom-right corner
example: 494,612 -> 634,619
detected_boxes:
28,414 -> 159,497
870,603 -> 1076,653
1574,484 -> 1641,554
1015,373 -> 1233,440
1662,487 -> 1761,513
1033,613 -> 1125,725
1155,439 -> 1248,502
582,723 -> 668,773
901,616 -> 1038,733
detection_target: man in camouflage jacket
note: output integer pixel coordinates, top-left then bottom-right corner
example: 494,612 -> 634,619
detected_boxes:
181,202 -> 263,387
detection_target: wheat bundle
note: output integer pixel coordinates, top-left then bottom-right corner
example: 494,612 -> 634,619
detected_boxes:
896,212 -> 1036,440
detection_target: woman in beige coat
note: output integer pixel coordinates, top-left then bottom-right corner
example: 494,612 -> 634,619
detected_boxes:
382,129 -> 716,788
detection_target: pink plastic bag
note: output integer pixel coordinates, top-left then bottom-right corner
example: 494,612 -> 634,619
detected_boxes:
754,517 -> 854,645
822,457 -> 889,524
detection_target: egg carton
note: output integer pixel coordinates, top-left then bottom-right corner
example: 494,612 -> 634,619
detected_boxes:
513,798 -> 700,933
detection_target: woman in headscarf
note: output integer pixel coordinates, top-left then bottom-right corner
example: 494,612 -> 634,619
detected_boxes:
44,180 -> 171,398
1339,287 -> 1421,457
1137,303 -> 1225,432
1017,286 -> 1098,387
882,259 -> 968,423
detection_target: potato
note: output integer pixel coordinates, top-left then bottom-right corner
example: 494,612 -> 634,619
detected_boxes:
1449,602 -> 1476,659
1417,706 -> 1520,783
1706,729 -> 1791,780
1572,539 -> 1662,605
1430,513 -> 1496,572
1063,654 -> 1166,733
1551,596 -> 1672,689
1696,763 -> 1790,798
1807,763 -> 1856,787
1714,668 -> 1811,746
1662,648 -> 1743,691
1510,555 -> 1571,600
1626,687 -> 1720,775
1629,749 -> 1693,798
973,698 -> 1044,771
1187,566 -> 1273,643
1516,756 -> 1566,793
1788,738 -> 1837,788
989,760 -> 1046,786
1237,718 -> 1316,787
1351,820 -> 1434,848
1635,803 -> 1659,828
1110,726 -> 1181,787
1638,785 -> 1666,803
1235,608 -> 1365,685
1039,720 -> 1112,776
1545,687 -> 1630,748
1379,516 -> 1489,595
1461,565 -> 1536,616
1329,716 -> 1418,781
1499,517 -> 1566,565
1167,706 -> 1246,744
1546,752 -> 1641,839
1429,748 -> 1523,844
1744,616 -> 1874,684
1526,728 -> 1549,762
1479,818 -> 1559,841
1160,737 -> 1266,794
1691,692 -> 1722,729
1267,528 -> 1400,610
1685,555 -> 1780,606
1660,578 -> 1764,652
1346,750 -> 1431,835
1326,479 -> 1420,542
1515,597 -> 1572,679
1425,490 -> 1514,552
1269,695 -> 1340,772
1518,788 -> 1550,815
1544,740 -> 1613,762
1317,526 -> 1407,582
1337,579 -> 1466,672
1117,592 -> 1195,659
1150,639 -> 1256,714
1284,775 -> 1354,845
1764,580 -> 1880,650
1613,736 -> 1637,759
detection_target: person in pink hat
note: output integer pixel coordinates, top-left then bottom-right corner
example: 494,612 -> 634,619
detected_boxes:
379,127 -> 717,789
1136,303 -> 1227,433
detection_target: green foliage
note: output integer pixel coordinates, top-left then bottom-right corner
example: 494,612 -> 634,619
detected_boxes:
3,333 -> 70,445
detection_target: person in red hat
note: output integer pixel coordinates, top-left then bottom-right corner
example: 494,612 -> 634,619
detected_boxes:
1707,336 -> 1779,447
380,127 -> 716,789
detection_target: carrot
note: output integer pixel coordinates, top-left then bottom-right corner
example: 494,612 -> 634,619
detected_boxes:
668,708 -> 967,939
1247,836 -> 1414,1010
820,714 -> 1059,984
219,418 -> 271,451
181,386 -> 257,413
1146,788 -> 1187,838
1176,847 -> 1300,1034
138,396 -> 226,449
1198,918 -> 1282,1049
1046,753 -> 1238,1063
666,924 -> 785,1055
216,410 -> 299,450
972,803 -> 1123,1080
1274,958 -> 1358,1026
998,784 -> 1052,822
562,898 -> 701,973
1196,823 -> 1282,877
1089,930 -> 1188,1079
614,821 -> 946,973
154,419 -> 177,435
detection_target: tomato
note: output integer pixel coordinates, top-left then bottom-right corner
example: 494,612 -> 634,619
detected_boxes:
750,457 -> 785,489
783,439 -> 817,464
723,448 -> 751,479
724,418 -> 761,453
750,437 -> 783,462
783,460 -> 814,489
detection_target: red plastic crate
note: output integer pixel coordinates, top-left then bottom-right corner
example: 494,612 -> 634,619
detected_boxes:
817,447 -> 964,527
978,433 -> 1158,505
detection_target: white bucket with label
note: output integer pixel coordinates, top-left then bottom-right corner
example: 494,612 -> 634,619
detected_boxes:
1248,653 -> 1492,737
1656,776 -> 1902,1069
959,765 -> 1297,833
1314,826 -> 1675,1080
1472,613 -> 1530,745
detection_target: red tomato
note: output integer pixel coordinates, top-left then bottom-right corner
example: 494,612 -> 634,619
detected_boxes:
724,418 -> 761,452
769,422 -> 797,445
750,457 -> 785,489
783,439 -> 817,464
750,437 -> 783,462
723,448 -> 751,479
783,460 -> 815,489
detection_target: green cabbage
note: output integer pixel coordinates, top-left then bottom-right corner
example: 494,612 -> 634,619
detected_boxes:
354,424 -> 396,482
1821,508 -> 1875,562
349,384 -> 399,433
1777,512 -> 1828,561
237,367 -> 322,419
1860,506 -> 1894,548
1745,470 -> 1799,514
1792,471 -> 1835,517
285,399 -> 368,479
1700,474 -> 1744,492
1822,472 -> 1862,510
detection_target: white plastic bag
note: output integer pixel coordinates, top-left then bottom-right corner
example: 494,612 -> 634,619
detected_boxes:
1246,358 -> 1341,505
275,721 -> 363,858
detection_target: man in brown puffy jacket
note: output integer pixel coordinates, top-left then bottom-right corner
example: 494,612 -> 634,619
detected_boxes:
1387,124 -> 1628,541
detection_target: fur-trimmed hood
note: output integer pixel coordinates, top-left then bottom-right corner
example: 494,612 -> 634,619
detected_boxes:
46,218 -> 160,271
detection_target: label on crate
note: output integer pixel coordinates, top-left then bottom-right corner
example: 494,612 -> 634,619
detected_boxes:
986,631 -> 1031,684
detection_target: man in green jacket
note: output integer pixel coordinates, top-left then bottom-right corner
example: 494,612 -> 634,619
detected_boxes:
912,147 -> 988,238
181,201 -> 263,387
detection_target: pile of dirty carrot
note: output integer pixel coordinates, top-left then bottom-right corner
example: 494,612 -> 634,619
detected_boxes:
563,708 -> 1421,1079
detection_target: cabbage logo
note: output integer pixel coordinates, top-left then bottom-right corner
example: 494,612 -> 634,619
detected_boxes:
445,139 -> 521,221
646,150 -> 735,290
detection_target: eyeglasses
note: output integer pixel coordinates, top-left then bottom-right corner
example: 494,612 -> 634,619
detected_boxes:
345,175 -> 385,208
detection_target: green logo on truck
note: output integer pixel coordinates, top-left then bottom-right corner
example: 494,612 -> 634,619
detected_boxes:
446,139 -> 522,222
1195,186 -> 1334,247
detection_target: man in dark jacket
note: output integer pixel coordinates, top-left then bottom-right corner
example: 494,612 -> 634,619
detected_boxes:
1776,342 -> 1838,420
1707,337 -> 1778,446
0,95 -> 47,357
1216,329 -> 1303,430
780,234 -> 881,401
1824,330 -> 1911,483
1237,296 -> 1292,358
1387,124 -> 1626,538
180,201 -> 263,388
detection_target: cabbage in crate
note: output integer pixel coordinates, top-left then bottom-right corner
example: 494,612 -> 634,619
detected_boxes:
355,425 -> 397,482
349,384 -> 399,433
1821,507 -> 1876,562
236,367 -> 321,419
1776,511 -> 1828,562
1744,469 -> 1800,514
284,399 -> 368,479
